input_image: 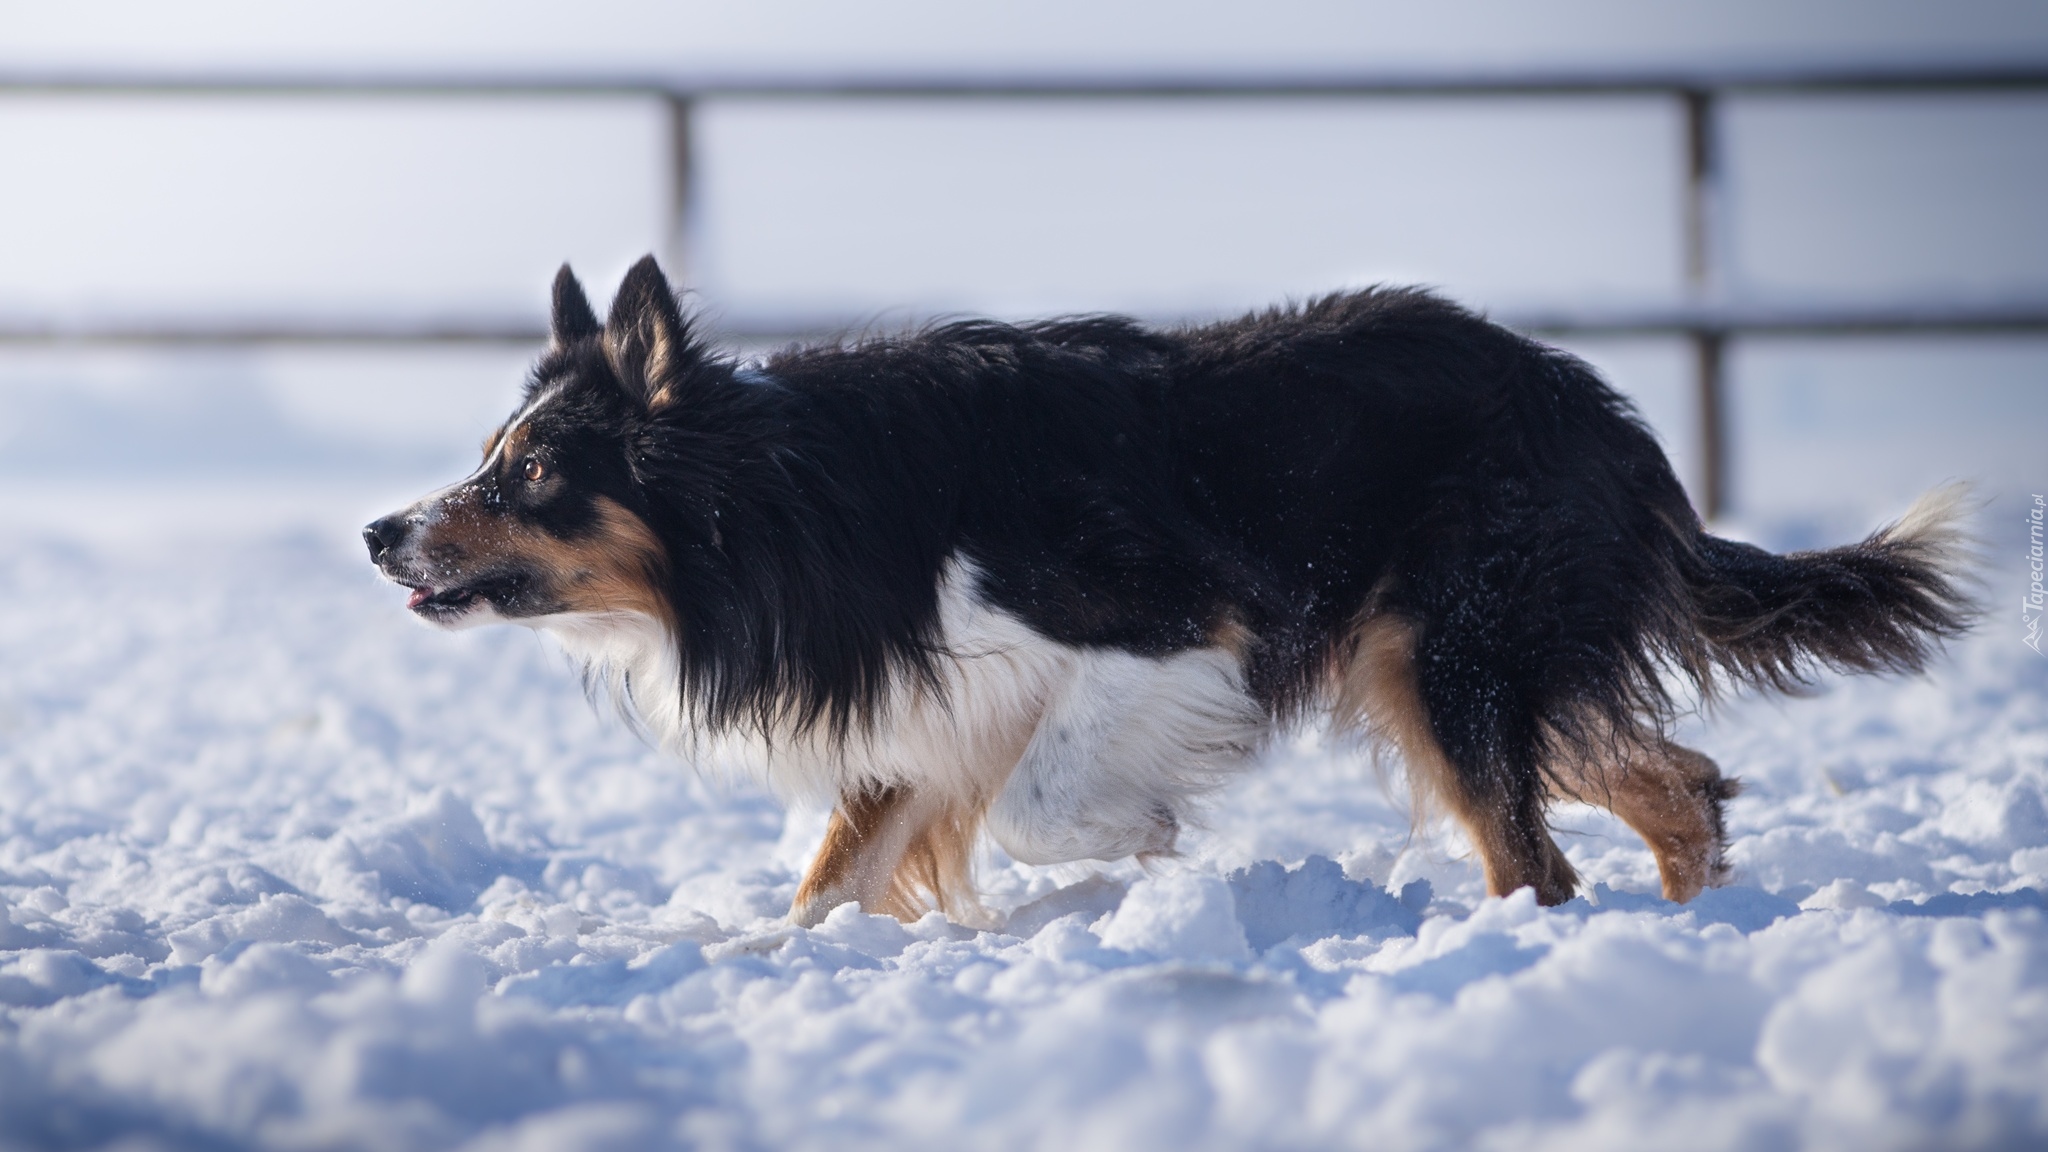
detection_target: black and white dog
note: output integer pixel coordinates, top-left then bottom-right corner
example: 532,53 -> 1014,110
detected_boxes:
366,257 -> 1972,924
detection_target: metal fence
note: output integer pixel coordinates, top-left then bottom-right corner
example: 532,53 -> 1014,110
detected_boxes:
5,63 -> 2048,517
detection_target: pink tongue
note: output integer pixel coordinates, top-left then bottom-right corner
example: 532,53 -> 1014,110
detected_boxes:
407,587 -> 432,609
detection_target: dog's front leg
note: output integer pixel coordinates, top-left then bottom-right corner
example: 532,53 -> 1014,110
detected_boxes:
790,785 -> 924,927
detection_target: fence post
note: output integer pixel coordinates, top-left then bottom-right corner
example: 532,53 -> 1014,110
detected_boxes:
1682,88 -> 1727,520
666,92 -> 696,285
1694,329 -> 1727,521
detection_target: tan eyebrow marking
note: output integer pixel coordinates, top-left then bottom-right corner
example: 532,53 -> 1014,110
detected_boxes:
500,422 -> 533,468
483,382 -> 561,466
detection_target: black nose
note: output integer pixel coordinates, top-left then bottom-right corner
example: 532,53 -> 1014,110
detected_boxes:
363,515 -> 410,561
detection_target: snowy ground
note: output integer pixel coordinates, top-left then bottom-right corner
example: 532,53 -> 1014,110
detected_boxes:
1,489 -> 2045,1151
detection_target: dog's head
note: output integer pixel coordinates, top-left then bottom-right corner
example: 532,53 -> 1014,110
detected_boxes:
364,257 -> 696,631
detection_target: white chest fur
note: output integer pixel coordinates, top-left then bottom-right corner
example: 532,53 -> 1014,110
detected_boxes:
538,558 -> 1266,866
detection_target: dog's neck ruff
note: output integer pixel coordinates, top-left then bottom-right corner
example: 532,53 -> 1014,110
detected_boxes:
529,561 -> 1000,797
537,607 -> 687,753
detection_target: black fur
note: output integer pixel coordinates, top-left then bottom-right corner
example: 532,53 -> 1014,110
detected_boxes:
1685,530 -> 1972,693
498,258 -> 1972,844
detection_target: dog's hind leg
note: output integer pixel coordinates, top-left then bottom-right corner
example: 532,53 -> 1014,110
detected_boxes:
1337,614 -> 1578,905
1552,738 -> 1739,903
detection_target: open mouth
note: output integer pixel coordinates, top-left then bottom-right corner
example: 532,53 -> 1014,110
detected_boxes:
405,584 -> 482,615
395,571 -> 529,621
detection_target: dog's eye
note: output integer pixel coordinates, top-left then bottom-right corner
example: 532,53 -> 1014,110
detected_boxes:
522,457 -> 546,483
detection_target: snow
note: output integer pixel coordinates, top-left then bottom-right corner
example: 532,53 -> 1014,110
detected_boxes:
1,502 -> 2045,1150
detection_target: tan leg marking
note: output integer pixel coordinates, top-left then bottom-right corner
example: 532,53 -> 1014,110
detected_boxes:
1333,614 -> 1577,904
790,786 -> 982,927
887,802 -> 982,924
1553,738 -> 1739,903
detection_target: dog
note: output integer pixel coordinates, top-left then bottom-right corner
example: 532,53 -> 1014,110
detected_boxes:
365,256 -> 1973,925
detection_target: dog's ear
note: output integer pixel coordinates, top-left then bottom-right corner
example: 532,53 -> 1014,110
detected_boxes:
550,264 -> 601,347
603,255 -> 689,410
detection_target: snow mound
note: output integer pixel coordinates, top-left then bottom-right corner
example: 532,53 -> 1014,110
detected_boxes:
1097,871 -> 1252,962
1228,854 -> 1425,950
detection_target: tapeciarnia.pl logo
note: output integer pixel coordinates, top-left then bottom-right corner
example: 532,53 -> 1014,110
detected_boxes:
2027,494 -> 2045,655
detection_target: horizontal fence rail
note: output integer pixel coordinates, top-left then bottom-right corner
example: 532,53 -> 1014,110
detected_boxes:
4,64 -> 2048,515
5,63 -> 2048,96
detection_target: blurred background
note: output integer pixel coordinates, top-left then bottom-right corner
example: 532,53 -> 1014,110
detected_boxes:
2,0 -> 2045,548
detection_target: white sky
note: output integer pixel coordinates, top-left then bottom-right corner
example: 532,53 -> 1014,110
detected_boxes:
0,1 -> 2043,523
7,1 -> 2048,76
2,2 -> 2045,323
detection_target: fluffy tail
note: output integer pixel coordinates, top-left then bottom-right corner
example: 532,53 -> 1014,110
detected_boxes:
1682,484 -> 1978,693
